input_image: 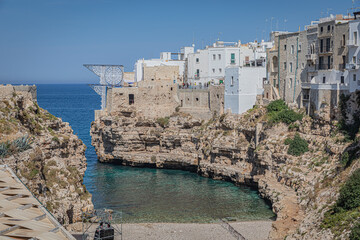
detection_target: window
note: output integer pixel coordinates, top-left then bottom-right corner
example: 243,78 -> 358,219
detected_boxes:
323,77 -> 326,83
291,45 -> 294,54
284,45 -> 287,50
354,31 -> 358,45
218,54 -> 221,60
196,98 -> 199,101
219,68 -> 222,73
320,39 -> 324,53
196,69 -> 200,78
354,74 -> 357,82
129,94 -> 134,105
321,26 -> 323,33
290,62 -> 293,72
231,76 -> 234,86
327,25 -> 330,32
212,68 -> 215,73
289,78 -> 293,88
196,58 -> 199,63
231,53 -> 235,64
343,34 -> 346,46
299,44 -> 302,51
213,54 -> 216,60
326,38 -> 331,52
353,56 -> 357,64
341,76 -> 345,84
284,62 -> 287,70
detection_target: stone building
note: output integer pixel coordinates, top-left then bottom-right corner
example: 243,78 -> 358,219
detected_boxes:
265,30 -> 308,106
265,14 -> 357,119
99,64 -> 224,120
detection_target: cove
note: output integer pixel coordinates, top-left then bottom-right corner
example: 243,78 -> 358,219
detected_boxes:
36,84 -> 275,223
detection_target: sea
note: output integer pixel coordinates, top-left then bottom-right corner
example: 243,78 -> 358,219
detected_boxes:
36,84 -> 275,223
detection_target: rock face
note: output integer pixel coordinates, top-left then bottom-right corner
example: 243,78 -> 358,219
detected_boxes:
0,86 -> 93,227
91,101 -> 359,239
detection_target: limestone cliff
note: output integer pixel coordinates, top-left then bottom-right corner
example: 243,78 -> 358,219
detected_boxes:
91,98 -> 360,239
0,86 -> 93,227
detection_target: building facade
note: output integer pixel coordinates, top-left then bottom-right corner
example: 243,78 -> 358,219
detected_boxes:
134,46 -> 194,84
224,64 -> 266,114
187,40 -> 272,87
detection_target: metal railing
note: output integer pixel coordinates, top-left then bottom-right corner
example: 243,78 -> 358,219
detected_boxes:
316,64 -> 333,70
319,46 -> 333,54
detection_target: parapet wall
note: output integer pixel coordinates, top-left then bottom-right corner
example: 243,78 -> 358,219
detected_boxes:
0,85 -> 37,101
177,85 -> 224,120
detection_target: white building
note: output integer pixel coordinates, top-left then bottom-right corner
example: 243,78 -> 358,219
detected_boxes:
134,46 -> 194,83
347,16 -> 360,92
187,40 -> 272,87
224,62 -> 266,114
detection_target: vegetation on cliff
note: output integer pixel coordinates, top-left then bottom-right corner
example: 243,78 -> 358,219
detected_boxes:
267,100 -> 303,124
0,91 -> 92,226
284,133 -> 309,156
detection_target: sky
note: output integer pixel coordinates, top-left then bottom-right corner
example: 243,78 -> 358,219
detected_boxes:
0,0 -> 353,84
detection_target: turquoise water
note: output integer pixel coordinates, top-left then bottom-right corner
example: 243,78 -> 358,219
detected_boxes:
36,84 -> 275,223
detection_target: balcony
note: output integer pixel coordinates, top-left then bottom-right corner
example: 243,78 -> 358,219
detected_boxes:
306,54 -> 316,62
347,40 -> 359,47
346,63 -> 360,70
316,64 -> 333,70
319,46 -> 333,54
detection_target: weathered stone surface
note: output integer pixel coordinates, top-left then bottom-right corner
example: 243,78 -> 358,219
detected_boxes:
91,99 -> 360,239
0,87 -> 93,228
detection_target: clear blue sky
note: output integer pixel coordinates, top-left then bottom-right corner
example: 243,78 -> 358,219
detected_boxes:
0,0 -> 353,84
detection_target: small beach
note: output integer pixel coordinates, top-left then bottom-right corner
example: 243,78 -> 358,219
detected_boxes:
77,220 -> 273,240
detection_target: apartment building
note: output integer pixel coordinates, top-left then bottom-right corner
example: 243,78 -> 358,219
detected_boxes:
265,14 -> 357,119
187,40 -> 272,86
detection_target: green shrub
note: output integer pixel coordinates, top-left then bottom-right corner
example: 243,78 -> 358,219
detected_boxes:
336,169 -> 360,211
286,133 -> 309,156
350,222 -> 360,240
267,100 -> 287,113
284,138 -> 292,145
156,117 -> 170,128
271,109 -> 303,124
341,152 -> 350,166
288,123 -> 300,131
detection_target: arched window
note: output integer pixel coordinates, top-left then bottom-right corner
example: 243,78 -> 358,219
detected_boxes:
272,56 -> 278,72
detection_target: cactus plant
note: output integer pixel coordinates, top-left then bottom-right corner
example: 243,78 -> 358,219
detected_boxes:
12,135 -> 32,152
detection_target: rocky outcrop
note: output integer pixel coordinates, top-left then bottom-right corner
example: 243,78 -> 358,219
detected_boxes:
0,86 -> 93,227
91,102 -> 359,239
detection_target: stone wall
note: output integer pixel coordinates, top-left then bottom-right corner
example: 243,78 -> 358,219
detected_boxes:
143,64 -> 180,82
105,79 -> 179,119
0,85 -> 37,100
177,85 -> 224,120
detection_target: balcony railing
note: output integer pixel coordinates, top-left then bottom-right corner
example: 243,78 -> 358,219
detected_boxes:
319,46 -> 333,54
346,63 -> 360,70
347,40 -> 359,47
316,64 -> 333,70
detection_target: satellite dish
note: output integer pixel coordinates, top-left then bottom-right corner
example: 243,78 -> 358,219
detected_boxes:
105,66 -> 123,86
